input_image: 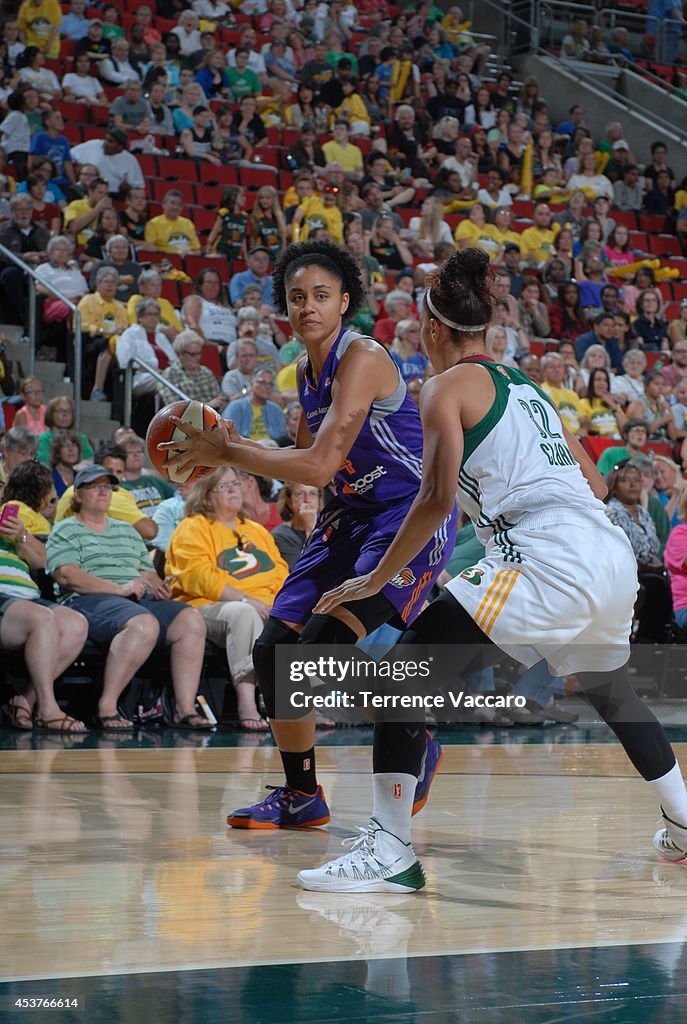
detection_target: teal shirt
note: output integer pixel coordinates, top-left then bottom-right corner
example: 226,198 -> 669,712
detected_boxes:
46,516 -> 152,600
36,430 -> 94,465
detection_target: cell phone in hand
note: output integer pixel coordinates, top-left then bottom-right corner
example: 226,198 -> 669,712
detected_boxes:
0,502 -> 19,526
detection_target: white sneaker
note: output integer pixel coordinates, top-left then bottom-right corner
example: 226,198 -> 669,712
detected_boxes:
653,808 -> 687,861
297,818 -> 425,893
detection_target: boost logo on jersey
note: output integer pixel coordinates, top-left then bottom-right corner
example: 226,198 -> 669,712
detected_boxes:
342,465 -> 387,495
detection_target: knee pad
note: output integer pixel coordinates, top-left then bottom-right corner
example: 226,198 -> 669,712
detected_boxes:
298,614 -> 358,645
253,617 -> 299,719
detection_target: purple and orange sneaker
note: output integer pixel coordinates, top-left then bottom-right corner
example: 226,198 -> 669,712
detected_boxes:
227,784 -> 330,829
412,730 -> 443,817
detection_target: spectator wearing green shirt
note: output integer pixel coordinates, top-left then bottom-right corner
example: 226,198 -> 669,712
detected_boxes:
226,48 -> 261,98
118,432 -> 176,511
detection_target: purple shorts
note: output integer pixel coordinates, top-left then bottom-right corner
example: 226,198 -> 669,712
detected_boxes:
271,498 -> 457,627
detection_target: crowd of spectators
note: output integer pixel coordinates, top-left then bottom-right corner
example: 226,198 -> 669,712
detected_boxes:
1,0 -> 687,730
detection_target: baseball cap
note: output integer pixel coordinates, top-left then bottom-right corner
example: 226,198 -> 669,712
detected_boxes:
504,242 -> 521,253
612,140 -> 629,151
248,245 -> 271,256
74,464 -> 119,489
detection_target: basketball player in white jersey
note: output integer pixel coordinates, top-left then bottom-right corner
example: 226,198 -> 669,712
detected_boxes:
302,248 -> 687,892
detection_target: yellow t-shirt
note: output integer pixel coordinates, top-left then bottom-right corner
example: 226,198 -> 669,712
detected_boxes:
17,0 -> 62,57
541,383 -> 584,435
296,195 -> 344,244
77,292 -> 129,337
144,215 -> 200,253
485,225 -> 522,249
333,93 -> 370,125
454,219 -> 482,245
127,293 -> 183,332
276,363 -> 297,393
321,140 -> 363,173
166,514 -> 288,607
248,403 -> 270,441
579,398 -> 620,439
675,189 -> 687,213
63,197 -> 97,245
55,485 -> 145,525
519,225 -> 558,264
0,500 -> 51,536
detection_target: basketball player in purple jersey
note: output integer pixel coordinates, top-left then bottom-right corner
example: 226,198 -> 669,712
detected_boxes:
162,240 -> 458,830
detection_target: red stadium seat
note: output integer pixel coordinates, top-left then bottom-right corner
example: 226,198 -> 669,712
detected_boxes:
200,165 -> 240,188
239,165 -> 280,189
185,254 -> 230,281
648,234 -> 682,257
200,344 -> 223,378
137,155 -> 158,179
611,210 -> 638,229
639,213 -> 668,234
159,280 -> 181,305
158,157 -> 199,182
191,209 -> 219,234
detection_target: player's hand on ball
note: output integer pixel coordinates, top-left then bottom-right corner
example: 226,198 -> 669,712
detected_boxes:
159,417 -> 234,473
314,572 -> 382,615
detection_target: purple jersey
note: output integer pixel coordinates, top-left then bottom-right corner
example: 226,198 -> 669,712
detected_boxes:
300,327 -> 424,510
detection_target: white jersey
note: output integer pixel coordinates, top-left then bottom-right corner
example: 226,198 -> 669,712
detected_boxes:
457,359 -> 605,547
446,358 -> 636,675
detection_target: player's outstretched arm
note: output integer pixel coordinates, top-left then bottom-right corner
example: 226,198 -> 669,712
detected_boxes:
161,347 -> 382,487
315,375 -> 460,612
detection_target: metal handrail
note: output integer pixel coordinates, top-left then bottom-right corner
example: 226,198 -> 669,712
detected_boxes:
0,242 -> 83,429
123,354 -> 191,428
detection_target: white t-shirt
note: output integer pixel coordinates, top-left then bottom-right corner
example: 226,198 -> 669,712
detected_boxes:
62,73 -> 104,103
171,27 -> 202,55
0,110 -> 30,153
198,298 -> 237,344
18,66 -> 60,98
407,217 -> 453,246
70,139 -> 145,193
35,262 -> 88,301
441,156 -> 476,189
227,48 -> 266,75
566,173 -> 614,201
476,187 -> 513,208
192,0 -> 231,15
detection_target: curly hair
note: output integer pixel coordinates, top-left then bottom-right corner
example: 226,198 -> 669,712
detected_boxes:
271,239 -> 365,320
424,247 -> 493,334
3,461 -> 53,512
48,430 -> 83,468
44,395 -> 75,430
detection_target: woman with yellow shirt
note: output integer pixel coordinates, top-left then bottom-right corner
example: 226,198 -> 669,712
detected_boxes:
333,79 -> 371,132
166,466 -> 288,731
580,367 -> 627,439
454,203 -> 500,260
126,268 -> 183,341
17,0 -> 61,58
485,205 -> 522,253
76,266 -> 129,402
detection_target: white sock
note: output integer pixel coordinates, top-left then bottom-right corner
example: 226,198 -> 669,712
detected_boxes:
371,773 -> 415,843
648,761 -> 687,825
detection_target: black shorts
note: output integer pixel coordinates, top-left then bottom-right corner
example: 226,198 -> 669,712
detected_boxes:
64,595 -> 187,647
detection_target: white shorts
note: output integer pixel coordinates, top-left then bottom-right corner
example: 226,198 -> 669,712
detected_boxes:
445,508 -> 638,676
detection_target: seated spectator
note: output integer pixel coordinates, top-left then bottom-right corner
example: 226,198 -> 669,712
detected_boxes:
150,479 -> 194,554
49,430 -> 82,498
236,470 -> 282,531
77,266 -> 129,402
615,350 -> 648,404
84,207 -> 126,265
575,311 -> 623,373
0,467 -> 88,733
17,46 -> 61,102
519,202 -> 557,266
272,481 -> 321,572
157,330 -> 225,411
558,338 -> 581,390
644,169 -> 675,217
627,371 -> 678,442
230,94 -> 267,154
180,105 -> 222,166
291,180 -> 344,245
540,351 -> 588,436
118,432 -> 176,512
120,187 -> 150,248
576,343 -> 616,394
75,17 -> 110,64
372,288 -> 415,347
166,466 -> 287,730
90,234 -> 140,303
23,171 -> 58,236
34,235 -> 89,361
604,460 -> 671,643
576,254 -> 608,312
226,46 -> 262,100
621,266 -> 663,317
143,190 -> 201,255
634,289 -> 670,351
172,10 -> 202,55
172,82 -> 209,134
109,80 -> 152,137
14,377 -> 46,436
606,223 -> 636,268
60,0 -> 89,43
228,246 -> 273,306
597,419 -> 650,474
47,463 -> 209,731
224,306 -> 282,370
0,427 -> 38,498
224,368 -> 286,443
369,213 -> 414,271
580,367 -> 626,438
547,281 -> 586,343
63,177 -> 111,246
644,141 -> 675,191
517,279 -> 551,344
29,109 -> 74,188
248,184 -> 287,259
668,300 -> 687,350
182,268 -> 237,353
127,269 -> 183,340
612,164 -> 643,213
390,319 -> 428,383
195,48 -> 231,100
653,455 -> 685,529
664,490 -> 687,633
146,81 -> 175,136
71,129 -> 145,196
37,395 -> 94,465
100,38 -> 141,86
221,338 -> 259,402
55,443 -> 157,541
115,299 -> 179,434
0,195 -> 50,325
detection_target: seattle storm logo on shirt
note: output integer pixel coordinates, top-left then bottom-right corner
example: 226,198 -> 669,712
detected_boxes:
218,543 -> 274,579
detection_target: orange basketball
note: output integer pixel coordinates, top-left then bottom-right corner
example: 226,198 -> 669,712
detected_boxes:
146,400 -> 222,484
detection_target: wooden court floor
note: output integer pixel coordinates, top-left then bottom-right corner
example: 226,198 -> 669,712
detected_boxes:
2,730 -> 687,1023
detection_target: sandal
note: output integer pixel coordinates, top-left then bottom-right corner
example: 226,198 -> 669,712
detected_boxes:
34,715 -> 89,734
3,697 -> 34,731
238,717 -> 269,732
169,713 -> 215,732
95,713 -> 135,732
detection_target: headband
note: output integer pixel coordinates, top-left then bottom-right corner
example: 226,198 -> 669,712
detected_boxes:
425,291 -> 487,333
